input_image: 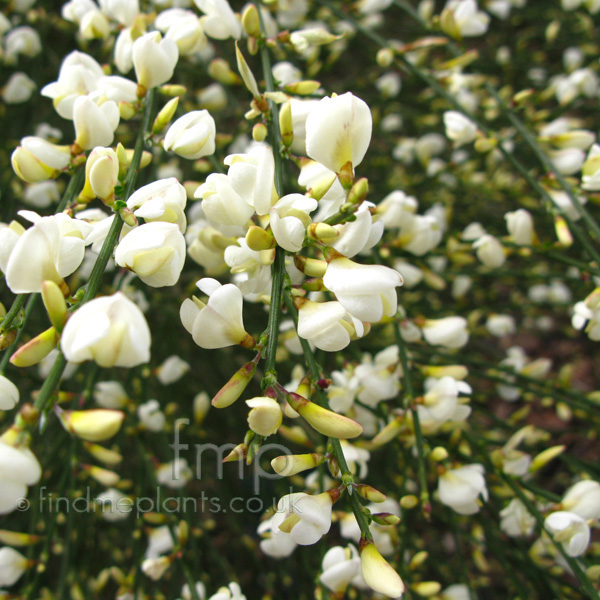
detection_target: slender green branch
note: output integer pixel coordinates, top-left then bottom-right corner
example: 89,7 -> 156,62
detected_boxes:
25,89 -> 157,429
0,294 -> 37,375
392,320 -> 430,514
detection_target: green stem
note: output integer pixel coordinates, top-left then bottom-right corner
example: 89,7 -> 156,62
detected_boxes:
0,294 -> 37,375
392,320 -> 430,514
283,293 -> 374,543
26,89 -> 157,429
0,293 -> 26,334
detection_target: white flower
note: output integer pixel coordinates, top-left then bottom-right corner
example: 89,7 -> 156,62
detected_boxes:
41,51 -> 104,119
277,492 -> 333,545
582,143 -> 600,191
442,0 -> 490,38
545,511 -> 590,557
270,194 -> 317,252
326,201 -> 383,258
5,212 -> 91,293
115,222 -> 186,287
24,181 -> 60,208
180,278 -> 253,349
323,255 -> 402,323
99,0 -> 139,25
296,298 -> 364,352
114,27 -> 135,73
422,316 -> 469,349
155,8 -> 207,55
164,110 -> 216,160
95,488 -> 132,521
320,544 -> 361,594
561,480 -> 600,520
208,582 -> 246,600
377,190 -> 418,230
0,547 -> 28,586
2,72 -> 36,104
138,399 -> 166,432
397,214 -> 442,256
0,440 -> 42,514
127,178 -> 188,234
132,31 -> 179,90
0,376 -> 19,411
354,346 -> 401,406
246,397 -> 283,436
156,458 -> 193,488
473,234 -> 506,268
11,136 -> 72,183
142,556 -> 171,581
305,92 -> 372,174
443,111 -> 478,146
94,381 -> 129,409
438,464 -> 487,514
486,314 -> 516,337
61,292 -> 151,368
4,26 -> 42,64
73,96 -> 120,150
572,288 -> 600,340
258,511 -> 297,558
505,209 -> 535,245
194,0 -> 242,40
499,498 -> 536,537
156,355 -> 190,385
422,376 -> 472,423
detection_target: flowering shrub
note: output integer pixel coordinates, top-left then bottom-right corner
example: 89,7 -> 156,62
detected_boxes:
0,0 -> 599,598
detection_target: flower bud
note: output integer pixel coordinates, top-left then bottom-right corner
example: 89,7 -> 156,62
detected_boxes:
376,48 -> 394,67
194,392 -> 210,424
61,409 -> 125,442
307,222 -> 340,242
294,255 -> 327,277
284,81 -> 321,95
80,147 -> 120,204
279,101 -> 293,147
400,494 -> 419,509
223,443 -> 247,462
11,146 -> 59,182
285,393 -> 363,439
241,4 -> 260,38
419,364 -> 468,379
271,453 -> 324,476
208,58 -> 241,86
84,464 -> 120,487
429,446 -> 449,462
372,512 -> 401,526
347,177 -> 369,206
0,530 -> 40,547
278,425 -> 312,446
356,484 -> 387,503
153,96 -> 180,134
554,215 -> 573,247
411,581 -> 441,597
212,362 -> 257,409
370,417 -> 403,448
83,442 -> 123,466
41,280 -> 68,332
160,84 -> 187,97
246,396 -> 283,436
119,101 -> 137,120
141,556 -> 172,581
360,542 -> 404,598
529,445 -> 565,472
252,123 -> 268,142
10,327 -> 59,367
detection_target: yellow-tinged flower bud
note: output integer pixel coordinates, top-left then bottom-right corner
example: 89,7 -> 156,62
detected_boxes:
119,101 -> 137,120
360,542 -> 404,598
84,465 -> 120,487
10,327 -> 59,367
12,147 -> 59,183
409,551 -> 428,570
554,215 -> 573,247
411,581 -> 441,597
294,255 -> 327,277
440,7 -> 460,39
235,42 -> 260,99
279,101 -> 293,147
278,425 -> 313,446
429,446 -> 449,462
153,97 -> 180,134
83,442 -> 123,466
308,222 -> 340,242
252,123 -> 268,142
241,4 -> 261,38
160,84 -> 187,97
209,58 -> 241,87
400,494 -> 419,509
370,416 -> 404,448
223,443 -> 247,462
530,445 -> 565,472
372,512 -> 401,526
376,48 -> 394,67
142,512 -> 169,524
284,81 -> 321,95
61,409 -> 125,442
246,226 -> 276,251
271,453 -> 324,476
41,280 -> 68,332
356,484 -> 387,503
194,392 -> 210,424
212,362 -> 257,408
419,364 -> 468,379
474,137 -> 497,153
286,393 -> 363,439
0,530 -> 40,546
347,177 -> 369,206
